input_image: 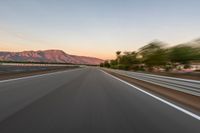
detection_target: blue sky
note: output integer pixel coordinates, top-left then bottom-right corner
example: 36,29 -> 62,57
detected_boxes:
0,0 -> 200,59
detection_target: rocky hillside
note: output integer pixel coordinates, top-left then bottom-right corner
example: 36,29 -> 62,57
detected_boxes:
0,50 -> 104,65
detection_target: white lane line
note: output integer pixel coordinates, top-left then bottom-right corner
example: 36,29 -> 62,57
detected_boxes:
101,70 -> 200,121
0,68 -> 83,83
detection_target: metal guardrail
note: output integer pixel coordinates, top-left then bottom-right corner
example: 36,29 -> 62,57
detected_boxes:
104,68 -> 200,96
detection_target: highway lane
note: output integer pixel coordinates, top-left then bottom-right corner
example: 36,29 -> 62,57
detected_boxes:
0,68 -> 199,133
0,68 -> 85,122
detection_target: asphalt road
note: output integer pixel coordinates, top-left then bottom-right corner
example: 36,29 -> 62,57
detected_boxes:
0,68 -> 199,133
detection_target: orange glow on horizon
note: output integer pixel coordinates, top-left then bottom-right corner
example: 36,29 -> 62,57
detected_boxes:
0,45 -> 114,60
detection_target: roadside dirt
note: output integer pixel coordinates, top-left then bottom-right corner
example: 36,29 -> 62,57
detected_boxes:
0,66 -> 79,80
105,70 -> 200,112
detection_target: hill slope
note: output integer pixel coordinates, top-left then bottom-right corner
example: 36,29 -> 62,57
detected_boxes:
0,50 -> 104,65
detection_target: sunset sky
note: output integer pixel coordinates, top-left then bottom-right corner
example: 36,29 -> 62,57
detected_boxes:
0,0 -> 200,59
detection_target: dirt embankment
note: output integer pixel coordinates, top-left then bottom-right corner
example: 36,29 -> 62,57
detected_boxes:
105,70 -> 200,112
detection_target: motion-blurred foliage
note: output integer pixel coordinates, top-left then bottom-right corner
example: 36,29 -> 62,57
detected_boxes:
100,39 -> 200,72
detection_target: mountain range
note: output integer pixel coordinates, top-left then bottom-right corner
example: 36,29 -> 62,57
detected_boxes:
0,50 -> 104,65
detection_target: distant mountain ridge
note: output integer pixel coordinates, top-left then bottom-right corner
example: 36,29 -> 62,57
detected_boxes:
0,50 -> 104,65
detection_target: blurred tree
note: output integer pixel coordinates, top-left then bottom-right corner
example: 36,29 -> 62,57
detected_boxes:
103,61 -> 110,68
110,59 -> 118,69
116,51 -> 121,64
138,41 -> 168,70
144,49 -> 168,68
169,46 -> 197,64
139,41 -> 166,56
119,52 -> 139,64
116,51 -> 121,56
100,63 -> 104,67
117,51 -> 140,70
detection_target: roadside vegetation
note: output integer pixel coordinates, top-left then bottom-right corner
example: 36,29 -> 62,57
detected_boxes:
100,39 -> 200,72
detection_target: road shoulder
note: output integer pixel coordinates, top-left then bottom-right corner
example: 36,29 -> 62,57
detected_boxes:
103,70 -> 200,113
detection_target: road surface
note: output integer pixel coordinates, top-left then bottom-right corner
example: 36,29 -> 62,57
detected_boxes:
0,68 -> 199,133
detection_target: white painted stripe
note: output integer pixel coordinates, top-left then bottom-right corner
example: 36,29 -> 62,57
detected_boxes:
101,70 -> 200,121
0,68 -> 83,83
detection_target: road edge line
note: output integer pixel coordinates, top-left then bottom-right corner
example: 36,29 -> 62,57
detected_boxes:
101,70 -> 200,121
0,68 -> 83,83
